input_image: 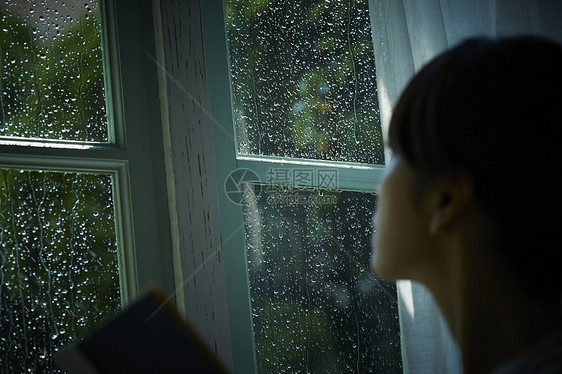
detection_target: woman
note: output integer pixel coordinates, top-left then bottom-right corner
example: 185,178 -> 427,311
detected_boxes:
372,37 -> 562,373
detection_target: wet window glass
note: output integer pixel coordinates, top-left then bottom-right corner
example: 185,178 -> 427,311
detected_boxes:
0,0 -> 107,142
0,169 -> 120,373
243,186 -> 401,373
225,0 -> 384,164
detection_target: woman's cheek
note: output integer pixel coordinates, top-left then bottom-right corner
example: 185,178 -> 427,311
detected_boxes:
371,199 -> 417,280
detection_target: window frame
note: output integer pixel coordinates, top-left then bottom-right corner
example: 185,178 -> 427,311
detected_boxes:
0,0 -> 176,307
201,1 -> 388,372
0,0 -> 392,370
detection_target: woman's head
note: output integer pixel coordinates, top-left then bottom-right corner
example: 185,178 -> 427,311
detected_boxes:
375,37 -> 562,308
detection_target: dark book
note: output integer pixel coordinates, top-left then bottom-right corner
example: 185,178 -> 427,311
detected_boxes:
55,288 -> 230,374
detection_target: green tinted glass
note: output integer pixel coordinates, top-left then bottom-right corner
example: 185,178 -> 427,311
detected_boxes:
225,0 -> 384,164
243,186 -> 401,373
0,169 -> 120,372
0,0 -> 108,142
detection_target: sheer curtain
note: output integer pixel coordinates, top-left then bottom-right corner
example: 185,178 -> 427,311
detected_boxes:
367,0 -> 562,372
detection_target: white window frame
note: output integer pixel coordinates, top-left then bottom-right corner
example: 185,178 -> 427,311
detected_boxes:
0,0 -> 176,307
200,1 -> 389,372
0,0 -> 397,371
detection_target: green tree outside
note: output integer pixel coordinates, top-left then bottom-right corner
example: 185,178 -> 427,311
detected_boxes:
1,3 -> 120,372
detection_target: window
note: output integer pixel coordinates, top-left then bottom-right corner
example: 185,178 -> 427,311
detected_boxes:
0,1 -> 174,371
1,0 -> 403,371
203,0 -> 402,372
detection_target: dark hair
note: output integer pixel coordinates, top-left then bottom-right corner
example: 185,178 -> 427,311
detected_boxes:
388,37 -> 562,307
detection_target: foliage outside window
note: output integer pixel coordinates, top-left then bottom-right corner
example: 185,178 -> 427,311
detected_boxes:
1,1 -> 107,141
0,1 -> 121,372
226,0 -> 385,164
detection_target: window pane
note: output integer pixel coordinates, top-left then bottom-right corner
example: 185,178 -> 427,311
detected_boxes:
226,0 -> 384,164
0,0 -> 108,142
244,186 -> 401,373
0,169 -> 120,373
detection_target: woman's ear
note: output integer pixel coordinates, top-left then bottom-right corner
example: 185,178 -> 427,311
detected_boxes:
427,171 -> 474,235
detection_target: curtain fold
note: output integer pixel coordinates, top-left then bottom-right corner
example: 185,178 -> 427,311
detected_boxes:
368,0 -> 414,163
368,1 -> 562,372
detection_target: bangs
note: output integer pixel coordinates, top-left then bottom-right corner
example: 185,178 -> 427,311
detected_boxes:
387,38 -> 498,175
387,53 -> 449,174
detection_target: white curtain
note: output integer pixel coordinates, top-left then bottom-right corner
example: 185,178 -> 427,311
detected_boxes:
367,1 -> 562,373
